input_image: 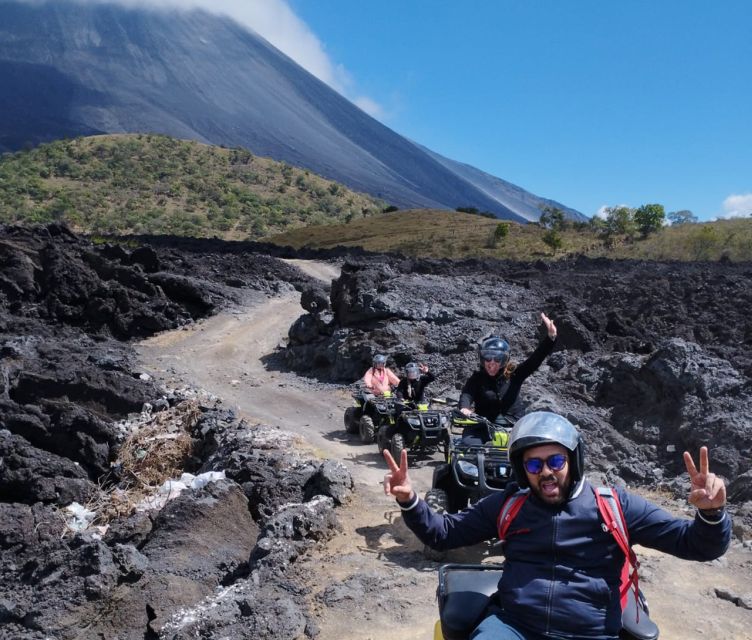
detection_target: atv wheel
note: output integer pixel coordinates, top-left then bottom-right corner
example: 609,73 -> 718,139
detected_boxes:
344,407 -> 359,434
390,433 -> 405,461
359,415 -> 375,443
376,425 -> 389,453
425,488 -> 449,513
423,488 -> 449,561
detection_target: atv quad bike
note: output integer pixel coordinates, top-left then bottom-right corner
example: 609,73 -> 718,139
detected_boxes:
343,384 -> 397,444
433,563 -> 659,640
425,410 -> 514,515
376,398 -> 450,461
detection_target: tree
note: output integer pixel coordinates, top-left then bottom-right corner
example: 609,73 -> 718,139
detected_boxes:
539,206 -> 566,230
667,209 -> 698,225
494,222 -> 510,241
542,229 -> 562,254
603,206 -> 637,239
633,203 -> 665,237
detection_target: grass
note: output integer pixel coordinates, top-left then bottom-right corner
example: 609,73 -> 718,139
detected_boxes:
268,210 -> 752,262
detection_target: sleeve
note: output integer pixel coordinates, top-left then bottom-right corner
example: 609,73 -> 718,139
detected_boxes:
400,491 -> 506,551
395,379 -> 407,399
421,371 -> 436,385
511,336 -> 555,382
459,373 -> 478,410
618,488 -> 731,561
387,368 -> 400,386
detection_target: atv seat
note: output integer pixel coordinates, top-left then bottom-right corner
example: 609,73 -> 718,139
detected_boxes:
437,564 -> 502,640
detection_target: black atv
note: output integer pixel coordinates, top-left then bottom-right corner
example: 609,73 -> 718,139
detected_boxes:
376,398 -> 450,461
343,384 -> 397,444
425,410 -> 514,515
434,563 -> 659,640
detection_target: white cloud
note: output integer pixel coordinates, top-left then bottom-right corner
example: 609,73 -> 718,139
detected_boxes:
721,193 -> 752,219
41,0 -> 385,118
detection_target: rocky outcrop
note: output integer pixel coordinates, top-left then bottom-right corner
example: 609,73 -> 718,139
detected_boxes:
0,224 -> 349,639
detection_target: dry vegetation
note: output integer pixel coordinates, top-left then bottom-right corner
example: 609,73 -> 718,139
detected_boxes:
268,209 -> 752,261
86,399 -> 202,527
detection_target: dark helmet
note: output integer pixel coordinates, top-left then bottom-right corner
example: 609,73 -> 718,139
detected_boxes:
508,411 -> 584,489
405,362 -> 420,380
478,335 -> 511,367
372,354 -> 387,368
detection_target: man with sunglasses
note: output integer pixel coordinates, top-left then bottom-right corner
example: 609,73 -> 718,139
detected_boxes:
383,411 -> 730,640
458,312 -> 558,445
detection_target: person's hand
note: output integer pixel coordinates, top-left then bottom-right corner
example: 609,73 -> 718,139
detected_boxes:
683,447 -> 726,511
541,312 -> 557,340
383,449 -> 414,503
419,363 -> 429,373
460,407 -> 473,416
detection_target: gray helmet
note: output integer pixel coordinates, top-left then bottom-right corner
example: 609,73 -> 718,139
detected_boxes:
372,354 -> 387,368
478,335 -> 511,367
509,411 -> 584,488
405,362 -> 420,380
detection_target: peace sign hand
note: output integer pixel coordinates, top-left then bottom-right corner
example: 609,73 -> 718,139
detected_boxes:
683,446 -> 726,511
383,449 -> 414,503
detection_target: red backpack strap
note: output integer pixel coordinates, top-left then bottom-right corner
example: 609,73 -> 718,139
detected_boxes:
496,489 -> 529,542
594,487 -> 640,619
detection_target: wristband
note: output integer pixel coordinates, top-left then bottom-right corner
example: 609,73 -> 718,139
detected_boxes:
697,507 -> 726,524
397,493 -> 419,511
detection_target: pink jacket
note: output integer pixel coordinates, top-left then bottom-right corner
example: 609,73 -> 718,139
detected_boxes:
363,367 -> 400,394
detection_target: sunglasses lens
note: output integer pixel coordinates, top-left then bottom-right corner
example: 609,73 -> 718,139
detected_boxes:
523,454 -> 567,474
483,355 -> 502,363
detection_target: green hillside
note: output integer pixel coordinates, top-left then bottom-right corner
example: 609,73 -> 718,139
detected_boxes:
0,134 -> 385,238
1,133 -> 749,261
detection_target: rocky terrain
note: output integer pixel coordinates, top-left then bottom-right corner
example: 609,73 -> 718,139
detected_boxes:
0,223 -> 750,639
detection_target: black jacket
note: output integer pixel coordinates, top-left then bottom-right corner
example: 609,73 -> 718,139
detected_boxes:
459,336 -> 555,421
395,371 -> 435,404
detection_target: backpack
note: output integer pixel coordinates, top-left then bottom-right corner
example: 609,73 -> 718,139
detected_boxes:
496,486 -> 655,635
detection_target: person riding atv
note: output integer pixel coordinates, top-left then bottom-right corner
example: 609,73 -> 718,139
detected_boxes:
459,313 -> 557,446
343,354 -> 401,443
376,362 -> 447,459
344,383 -> 398,444
383,411 -> 730,640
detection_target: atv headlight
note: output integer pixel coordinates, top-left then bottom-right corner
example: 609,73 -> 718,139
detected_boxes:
407,417 -> 421,426
457,460 -> 479,478
376,403 -> 386,411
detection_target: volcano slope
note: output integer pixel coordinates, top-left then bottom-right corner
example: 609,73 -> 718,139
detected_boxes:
0,225 -> 750,639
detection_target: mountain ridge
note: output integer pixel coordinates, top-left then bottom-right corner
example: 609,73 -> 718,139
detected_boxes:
0,0 -> 586,223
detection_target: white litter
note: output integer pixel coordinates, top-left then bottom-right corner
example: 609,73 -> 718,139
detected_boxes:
136,470 -> 226,512
64,502 -> 97,532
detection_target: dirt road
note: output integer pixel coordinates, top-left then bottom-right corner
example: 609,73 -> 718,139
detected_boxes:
137,261 -> 752,640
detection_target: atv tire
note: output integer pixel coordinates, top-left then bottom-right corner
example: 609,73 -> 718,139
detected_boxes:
359,415 -> 375,443
423,488 -> 449,561
390,433 -> 405,461
425,488 -> 449,513
344,407 -> 359,434
376,425 -> 389,453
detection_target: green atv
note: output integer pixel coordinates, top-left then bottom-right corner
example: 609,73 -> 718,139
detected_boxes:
343,384 -> 397,444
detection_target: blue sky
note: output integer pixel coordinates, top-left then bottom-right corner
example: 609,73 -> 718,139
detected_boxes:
277,0 -> 751,221
71,0 -> 752,220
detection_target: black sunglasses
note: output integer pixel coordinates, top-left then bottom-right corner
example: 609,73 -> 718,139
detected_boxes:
482,355 -> 504,363
523,453 -> 568,474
